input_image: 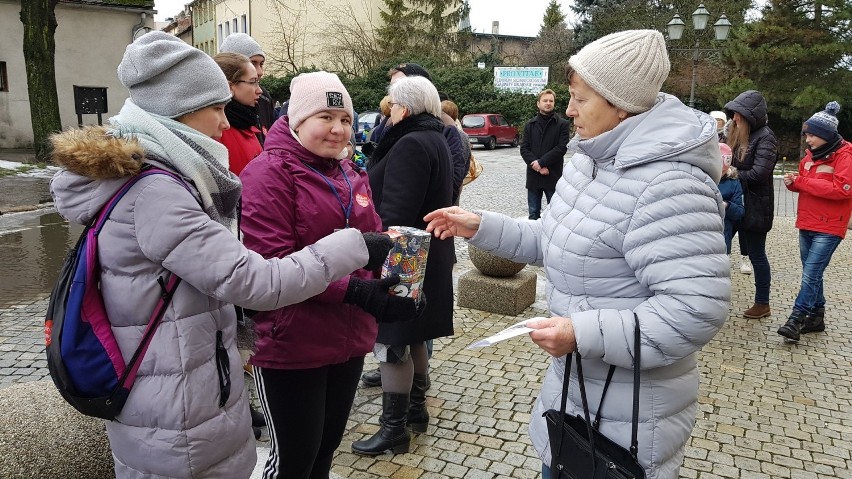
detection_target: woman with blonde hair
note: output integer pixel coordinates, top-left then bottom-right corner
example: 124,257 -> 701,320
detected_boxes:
725,90 -> 778,319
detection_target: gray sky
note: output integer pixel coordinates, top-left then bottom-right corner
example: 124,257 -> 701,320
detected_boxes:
153,0 -> 575,38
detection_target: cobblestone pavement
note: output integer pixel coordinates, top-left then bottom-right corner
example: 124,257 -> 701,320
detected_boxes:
2,145 -> 852,478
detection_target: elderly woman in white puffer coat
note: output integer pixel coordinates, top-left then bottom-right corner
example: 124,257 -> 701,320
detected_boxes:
425,30 -> 730,479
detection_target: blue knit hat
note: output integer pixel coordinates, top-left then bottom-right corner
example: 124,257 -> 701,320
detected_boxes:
802,101 -> 841,141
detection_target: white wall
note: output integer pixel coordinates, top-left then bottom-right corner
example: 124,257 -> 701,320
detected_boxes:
0,1 -> 154,148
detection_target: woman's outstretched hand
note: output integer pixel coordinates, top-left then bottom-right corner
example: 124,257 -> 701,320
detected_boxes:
527,316 -> 576,358
423,207 -> 481,240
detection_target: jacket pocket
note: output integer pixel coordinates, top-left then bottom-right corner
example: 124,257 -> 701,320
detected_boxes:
215,330 -> 231,408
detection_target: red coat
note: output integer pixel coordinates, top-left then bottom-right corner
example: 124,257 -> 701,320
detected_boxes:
219,126 -> 263,175
240,117 -> 383,370
787,140 -> 852,238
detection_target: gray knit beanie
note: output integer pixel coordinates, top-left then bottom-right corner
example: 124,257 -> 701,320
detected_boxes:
568,30 -> 670,113
117,31 -> 231,118
803,101 -> 841,141
288,71 -> 353,130
219,33 -> 265,59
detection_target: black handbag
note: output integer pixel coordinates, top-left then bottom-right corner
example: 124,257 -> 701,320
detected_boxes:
544,313 -> 645,479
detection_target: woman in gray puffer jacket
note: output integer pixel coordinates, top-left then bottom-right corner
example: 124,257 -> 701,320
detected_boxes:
425,30 -> 730,479
49,32 -> 392,478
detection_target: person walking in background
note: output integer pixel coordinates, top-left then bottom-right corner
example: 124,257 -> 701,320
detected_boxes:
47,32 -> 393,478
353,76 -> 454,456
425,30 -> 729,479
240,71 -> 420,479
220,33 -> 275,131
214,52 -> 264,175
719,142 -> 745,254
520,89 -> 570,220
777,101 -> 852,342
725,90 -> 778,319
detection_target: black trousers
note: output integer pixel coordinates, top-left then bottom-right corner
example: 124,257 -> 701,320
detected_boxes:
254,357 -> 365,479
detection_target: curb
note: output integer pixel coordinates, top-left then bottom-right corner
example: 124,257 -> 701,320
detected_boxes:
0,203 -> 54,216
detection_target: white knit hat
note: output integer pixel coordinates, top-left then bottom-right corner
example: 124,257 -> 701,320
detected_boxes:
219,33 -> 264,59
118,31 -> 231,118
288,71 -> 353,130
568,30 -> 670,113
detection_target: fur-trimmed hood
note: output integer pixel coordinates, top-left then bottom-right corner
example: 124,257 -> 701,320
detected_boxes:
49,126 -> 159,225
50,126 -> 145,179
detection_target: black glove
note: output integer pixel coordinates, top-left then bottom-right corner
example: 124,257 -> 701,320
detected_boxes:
361,231 -> 393,271
344,276 -> 420,323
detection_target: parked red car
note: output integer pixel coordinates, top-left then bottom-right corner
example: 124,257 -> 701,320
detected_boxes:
461,114 -> 519,150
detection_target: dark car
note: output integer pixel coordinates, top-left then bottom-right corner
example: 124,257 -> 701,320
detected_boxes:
461,114 -> 519,150
354,110 -> 382,145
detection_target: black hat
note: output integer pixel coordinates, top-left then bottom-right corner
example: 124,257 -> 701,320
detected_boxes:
392,63 -> 432,81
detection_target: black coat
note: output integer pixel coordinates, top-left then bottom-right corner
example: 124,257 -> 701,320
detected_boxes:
725,91 -> 778,232
368,127 -> 455,345
520,113 -> 570,190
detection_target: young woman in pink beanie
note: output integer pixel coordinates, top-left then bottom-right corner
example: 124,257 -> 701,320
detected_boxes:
240,71 -> 421,478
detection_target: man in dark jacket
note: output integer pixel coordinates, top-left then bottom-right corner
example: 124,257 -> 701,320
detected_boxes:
521,89 -> 570,219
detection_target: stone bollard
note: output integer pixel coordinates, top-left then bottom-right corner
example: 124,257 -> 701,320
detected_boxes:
0,381 -> 114,478
458,244 -> 537,316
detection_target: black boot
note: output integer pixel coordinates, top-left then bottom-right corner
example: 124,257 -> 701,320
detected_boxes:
361,367 -> 382,387
250,406 -> 266,427
777,310 -> 807,342
801,307 -> 825,334
351,392 -> 411,456
407,373 -> 430,434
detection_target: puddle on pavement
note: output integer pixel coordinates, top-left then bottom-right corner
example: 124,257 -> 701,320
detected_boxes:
0,210 -> 84,308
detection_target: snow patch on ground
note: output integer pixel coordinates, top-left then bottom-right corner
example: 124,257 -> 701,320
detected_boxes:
0,160 -> 60,178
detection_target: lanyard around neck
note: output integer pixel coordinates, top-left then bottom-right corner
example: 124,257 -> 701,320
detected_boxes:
301,162 -> 353,228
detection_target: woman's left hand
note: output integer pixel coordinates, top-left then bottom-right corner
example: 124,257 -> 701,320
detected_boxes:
527,316 -> 576,357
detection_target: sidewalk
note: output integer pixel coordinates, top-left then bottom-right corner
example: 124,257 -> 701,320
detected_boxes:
2,146 -> 851,478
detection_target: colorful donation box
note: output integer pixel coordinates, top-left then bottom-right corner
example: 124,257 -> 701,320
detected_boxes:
382,227 -> 431,305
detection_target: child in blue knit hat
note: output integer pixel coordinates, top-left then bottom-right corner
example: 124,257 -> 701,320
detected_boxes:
778,101 -> 852,342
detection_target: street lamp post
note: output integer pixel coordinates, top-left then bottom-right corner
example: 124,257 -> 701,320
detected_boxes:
665,4 -> 732,108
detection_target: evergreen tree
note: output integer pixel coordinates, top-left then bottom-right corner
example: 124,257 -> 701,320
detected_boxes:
539,0 -> 566,36
408,0 -> 470,63
375,0 -> 471,64
376,0 -> 418,59
526,0 -> 573,83
721,0 -> 852,122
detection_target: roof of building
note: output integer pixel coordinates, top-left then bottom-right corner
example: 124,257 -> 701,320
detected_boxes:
58,0 -> 155,9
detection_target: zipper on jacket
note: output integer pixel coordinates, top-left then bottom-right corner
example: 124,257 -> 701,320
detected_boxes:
215,330 -> 231,408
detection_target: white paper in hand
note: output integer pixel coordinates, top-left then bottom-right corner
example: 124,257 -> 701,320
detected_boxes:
466,317 -> 547,349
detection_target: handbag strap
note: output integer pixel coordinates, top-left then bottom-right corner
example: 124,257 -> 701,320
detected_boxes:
630,313 -> 640,460
556,313 -> 642,462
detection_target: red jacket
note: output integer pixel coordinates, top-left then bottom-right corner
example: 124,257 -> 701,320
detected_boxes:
240,117 -> 383,370
219,126 -> 263,175
787,140 -> 852,238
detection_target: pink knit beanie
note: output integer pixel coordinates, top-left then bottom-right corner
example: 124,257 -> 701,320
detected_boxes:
288,71 -> 353,130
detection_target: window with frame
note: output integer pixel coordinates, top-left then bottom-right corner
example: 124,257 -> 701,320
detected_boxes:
241,15 -> 247,35
0,62 -> 7,92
